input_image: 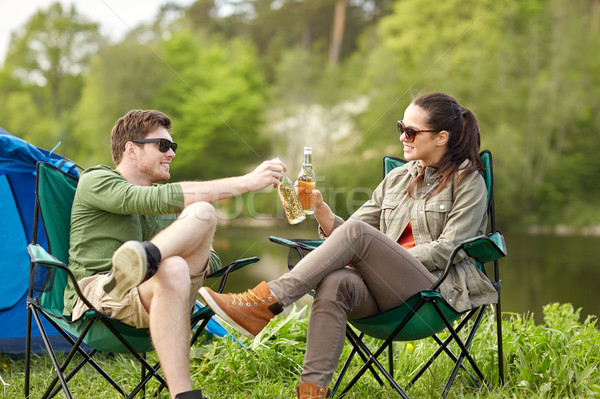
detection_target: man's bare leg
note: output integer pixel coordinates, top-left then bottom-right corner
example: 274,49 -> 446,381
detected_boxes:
138,201 -> 217,398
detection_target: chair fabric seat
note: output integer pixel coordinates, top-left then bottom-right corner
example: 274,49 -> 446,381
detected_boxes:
349,291 -> 462,341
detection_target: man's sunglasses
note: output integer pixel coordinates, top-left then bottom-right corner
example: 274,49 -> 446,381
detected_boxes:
131,138 -> 177,153
397,120 -> 437,143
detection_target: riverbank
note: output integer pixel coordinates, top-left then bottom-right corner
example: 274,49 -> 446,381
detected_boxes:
215,210 -> 600,236
528,224 -> 600,236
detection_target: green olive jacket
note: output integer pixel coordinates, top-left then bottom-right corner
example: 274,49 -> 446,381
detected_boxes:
321,160 -> 498,313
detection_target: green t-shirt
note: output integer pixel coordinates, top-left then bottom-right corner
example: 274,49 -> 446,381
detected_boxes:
63,165 -> 221,316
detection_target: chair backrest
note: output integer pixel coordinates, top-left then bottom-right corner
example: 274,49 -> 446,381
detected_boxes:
352,151 -> 498,340
32,162 -> 155,352
383,150 -> 494,213
33,162 -> 78,315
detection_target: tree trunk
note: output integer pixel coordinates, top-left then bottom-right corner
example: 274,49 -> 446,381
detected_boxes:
328,0 -> 347,65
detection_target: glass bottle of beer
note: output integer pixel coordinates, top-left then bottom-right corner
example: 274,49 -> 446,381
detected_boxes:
278,169 -> 305,224
296,147 -> 316,215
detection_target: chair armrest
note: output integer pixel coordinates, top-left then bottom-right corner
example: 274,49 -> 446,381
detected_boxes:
27,244 -> 100,313
206,257 -> 260,293
269,236 -> 323,251
461,232 -> 507,263
430,231 -> 507,291
27,244 -> 68,269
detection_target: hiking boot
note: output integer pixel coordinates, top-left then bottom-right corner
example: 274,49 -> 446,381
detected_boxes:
175,389 -> 203,398
297,382 -> 329,399
103,241 -> 148,302
198,281 -> 283,339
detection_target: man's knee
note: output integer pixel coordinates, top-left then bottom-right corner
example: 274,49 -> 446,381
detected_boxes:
155,257 -> 191,293
182,202 -> 217,225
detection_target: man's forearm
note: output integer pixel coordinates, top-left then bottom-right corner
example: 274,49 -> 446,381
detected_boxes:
179,176 -> 251,205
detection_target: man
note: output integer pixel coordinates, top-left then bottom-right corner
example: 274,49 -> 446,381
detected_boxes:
64,109 -> 285,399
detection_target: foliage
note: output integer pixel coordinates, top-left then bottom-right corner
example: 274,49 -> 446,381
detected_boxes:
3,2 -> 103,116
0,2 -> 103,152
155,31 -> 270,181
353,0 -> 600,229
71,38 -> 169,165
3,303 -> 600,398
185,0 -> 394,81
0,0 -> 599,229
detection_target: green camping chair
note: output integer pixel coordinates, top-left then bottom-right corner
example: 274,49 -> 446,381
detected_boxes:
24,161 -> 259,399
269,150 -> 506,398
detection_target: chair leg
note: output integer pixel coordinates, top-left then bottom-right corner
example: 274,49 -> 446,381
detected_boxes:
336,328 -> 409,399
345,332 -> 386,385
36,311 -> 129,398
332,331 -> 385,398
407,310 -> 480,390
25,305 -> 33,399
30,309 -> 74,399
331,344 -> 357,397
496,300 -> 504,385
436,305 -> 487,398
141,353 -> 146,399
388,343 -> 394,383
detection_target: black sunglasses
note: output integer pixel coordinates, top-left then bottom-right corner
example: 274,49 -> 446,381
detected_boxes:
131,138 -> 177,153
397,120 -> 437,143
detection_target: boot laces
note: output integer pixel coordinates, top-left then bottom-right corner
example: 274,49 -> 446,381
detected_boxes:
231,289 -> 270,306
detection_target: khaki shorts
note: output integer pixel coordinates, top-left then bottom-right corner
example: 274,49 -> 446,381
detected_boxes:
71,271 -> 207,329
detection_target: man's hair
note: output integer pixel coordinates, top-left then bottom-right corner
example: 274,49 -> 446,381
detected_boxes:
110,109 -> 173,165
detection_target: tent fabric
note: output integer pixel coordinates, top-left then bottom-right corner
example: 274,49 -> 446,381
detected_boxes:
0,128 -> 79,355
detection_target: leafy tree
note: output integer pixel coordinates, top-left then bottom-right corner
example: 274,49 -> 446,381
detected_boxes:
153,31 -> 270,181
352,0 -> 600,228
4,2 -> 104,118
185,0 -> 394,80
71,39 -> 170,166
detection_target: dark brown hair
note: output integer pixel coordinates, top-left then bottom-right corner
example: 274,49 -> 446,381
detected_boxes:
408,92 -> 482,195
110,110 -> 172,165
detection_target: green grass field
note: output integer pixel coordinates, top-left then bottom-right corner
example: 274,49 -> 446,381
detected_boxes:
2,303 -> 599,398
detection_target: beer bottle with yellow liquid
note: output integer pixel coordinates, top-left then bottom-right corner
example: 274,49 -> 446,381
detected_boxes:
278,169 -> 305,224
296,147 -> 316,215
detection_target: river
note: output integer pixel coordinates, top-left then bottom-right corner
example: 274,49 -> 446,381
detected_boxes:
209,222 -> 600,325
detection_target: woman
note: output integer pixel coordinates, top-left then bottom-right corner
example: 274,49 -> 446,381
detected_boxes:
200,92 -> 498,399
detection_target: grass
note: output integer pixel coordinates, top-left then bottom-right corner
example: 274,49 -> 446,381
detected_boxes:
2,303 -> 600,398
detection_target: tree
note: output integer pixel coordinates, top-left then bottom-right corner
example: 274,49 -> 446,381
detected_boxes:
185,0 -> 394,80
4,2 -> 104,118
153,31 -> 270,180
353,0 -> 600,228
71,39 -> 169,166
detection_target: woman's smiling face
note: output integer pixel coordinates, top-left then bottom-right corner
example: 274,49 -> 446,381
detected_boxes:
400,103 -> 449,167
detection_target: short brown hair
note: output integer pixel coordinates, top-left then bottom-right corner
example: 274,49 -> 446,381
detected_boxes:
110,110 -> 173,165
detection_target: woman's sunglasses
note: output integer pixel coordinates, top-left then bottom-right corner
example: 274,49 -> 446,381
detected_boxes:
397,120 -> 437,143
131,138 -> 177,153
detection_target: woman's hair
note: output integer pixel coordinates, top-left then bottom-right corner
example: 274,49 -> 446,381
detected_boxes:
408,92 -> 482,196
110,109 -> 172,166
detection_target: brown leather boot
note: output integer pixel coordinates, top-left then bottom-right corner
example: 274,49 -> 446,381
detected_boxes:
199,281 -> 283,339
296,382 -> 329,399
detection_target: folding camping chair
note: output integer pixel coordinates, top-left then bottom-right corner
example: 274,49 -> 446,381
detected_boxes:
269,150 -> 506,398
24,161 -> 259,399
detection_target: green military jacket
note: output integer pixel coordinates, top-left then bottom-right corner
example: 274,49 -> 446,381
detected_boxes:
321,160 -> 498,313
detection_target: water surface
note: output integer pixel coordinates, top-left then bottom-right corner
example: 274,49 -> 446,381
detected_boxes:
210,223 -> 600,324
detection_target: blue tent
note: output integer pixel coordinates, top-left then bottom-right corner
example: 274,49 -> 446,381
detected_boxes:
0,128 -> 232,356
0,128 -> 79,356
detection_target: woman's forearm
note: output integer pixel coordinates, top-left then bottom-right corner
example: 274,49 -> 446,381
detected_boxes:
314,194 -> 336,236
